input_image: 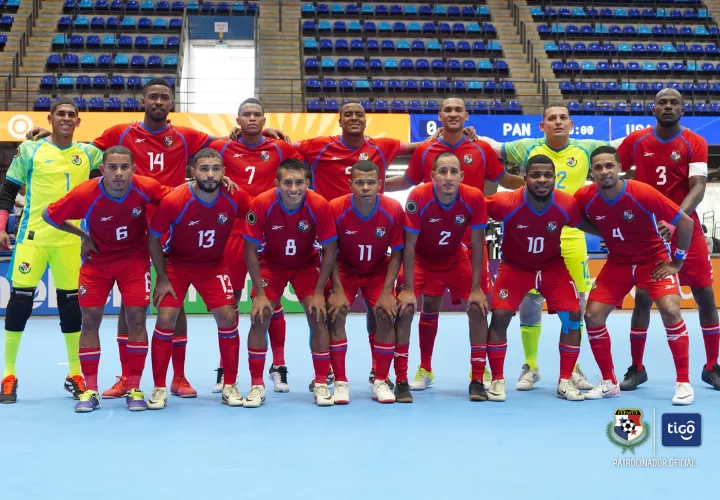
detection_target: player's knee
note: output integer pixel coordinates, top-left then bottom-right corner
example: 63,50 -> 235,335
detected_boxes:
584,307 -> 604,327
216,309 -> 237,329
81,307 -> 104,331
123,307 -> 147,331
489,309 -> 513,330
659,302 -> 683,324
5,287 -> 36,332
558,310 -> 583,334
634,288 -> 653,308
56,289 -> 82,333
518,295 -> 543,326
374,308 -> 393,329
691,286 -> 716,309
421,296 -> 442,314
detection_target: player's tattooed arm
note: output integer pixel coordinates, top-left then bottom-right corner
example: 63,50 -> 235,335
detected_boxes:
310,240 -> 338,322
397,231 -> 418,317
244,239 -> 272,324
468,227 -> 489,315
377,249 -> 402,319
149,233 -> 177,306
327,262 -> 349,322
575,216 -> 602,237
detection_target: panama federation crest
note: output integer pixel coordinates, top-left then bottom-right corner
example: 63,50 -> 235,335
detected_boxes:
298,220 -> 310,232
359,152 -> 369,161
376,227 -> 386,238
463,154 -> 473,164
455,214 -> 466,226
547,221 -> 558,232
165,136 -> 173,147
498,289 -> 508,299
217,212 -> 228,225
623,210 -> 635,221
18,262 -> 31,274
607,409 -> 650,454
79,284 -> 87,296
670,150 -> 681,162
71,154 -> 82,165
566,157 -> 577,167
261,151 -> 270,161
131,206 -> 142,218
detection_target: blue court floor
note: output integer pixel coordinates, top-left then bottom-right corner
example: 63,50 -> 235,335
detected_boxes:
1,311 -> 717,499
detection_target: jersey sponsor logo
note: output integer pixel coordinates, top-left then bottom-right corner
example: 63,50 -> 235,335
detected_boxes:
79,284 -> 87,295
406,200 -> 418,214
188,220 -> 201,226
165,136 -> 173,147
595,215 -> 607,220
607,409 -> 650,453
623,210 -> 635,221
272,225 -> 284,230
131,206 -> 142,218
566,157 -> 577,167
18,262 -> 31,274
246,211 -> 257,225
345,230 -> 357,235
547,221 -> 558,232
359,152 -> 369,161
463,154 -> 473,164
217,213 -> 228,225
100,216 -> 114,222
298,220 -> 310,232
498,289 -> 509,299
135,139 -> 146,143
455,214 -> 466,226
44,159 -> 54,164
376,227 -> 386,238
644,152 -> 655,157
233,153 -> 245,158
517,224 -> 528,229
670,150 -> 681,162
261,151 -> 270,161
71,154 -> 82,165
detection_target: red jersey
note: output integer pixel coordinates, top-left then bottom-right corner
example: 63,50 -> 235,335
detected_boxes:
244,188 -> 337,269
330,193 -> 405,274
404,182 -> 487,272
149,183 -> 251,266
404,137 -> 505,190
618,127 -> 708,220
486,188 -> 582,269
297,136 -> 401,201
575,180 -> 683,265
92,122 -> 211,187
46,176 -> 171,265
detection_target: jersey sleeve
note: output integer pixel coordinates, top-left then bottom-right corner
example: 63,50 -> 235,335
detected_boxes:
6,142 -> 37,186
573,186 -> 591,215
207,138 -> 228,154
480,141 -> 505,182
563,196 -> 583,227
313,197 -> 338,245
485,192 -> 509,221
580,139 -> 610,153
149,197 -> 179,236
232,188 -> 252,217
296,137 -> 328,160
179,126 -> 211,155
617,134 -> 636,172
279,141 -> 305,161
501,138 -> 534,166
84,144 -> 103,171
142,177 -> 174,205
688,133 -> 709,178
469,191 -> 488,229
376,138 -> 402,164
243,197 -> 267,244
404,146 -> 425,185
91,124 -> 125,150
389,200 -> 405,251
45,185 -> 93,226
403,188 -> 422,233
634,182 -> 683,225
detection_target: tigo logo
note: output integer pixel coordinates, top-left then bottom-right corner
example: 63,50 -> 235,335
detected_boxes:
662,413 -> 701,447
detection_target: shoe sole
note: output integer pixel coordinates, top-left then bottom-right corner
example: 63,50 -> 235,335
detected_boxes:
243,400 -> 265,408
147,401 -> 167,410
372,397 -> 395,404
74,408 -> 98,413
273,386 -> 290,393
222,399 -> 245,407
619,375 -> 648,391
334,399 -> 350,404
469,394 -> 488,401
211,387 -> 223,394
315,399 -> 334,406
171,392 -> 197,398
1,400 -> 17,404
128,406 -> 147,411
672,398 -> 694,405
395,396 -> 413,403
701,371 -> 720,390
557,392 -> 585,401
488,394 -> 506,402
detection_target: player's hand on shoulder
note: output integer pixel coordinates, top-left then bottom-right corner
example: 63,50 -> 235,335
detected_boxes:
376,291 -> 398,320
397,289 -> 417,317
81,238 -> 99,257
0,231 -> 11,250
652,260 -> 681,281
221,176 -> 239,194
467,289 -> 489,316
463,126 -> 478,141
326,289 -> 349,322
26,127 -> 51,141
250,294 -> 272,324
308,292 -> 327,323
266,128 -> 292,144
229,127 -> 241,141
153,276 -> 176,307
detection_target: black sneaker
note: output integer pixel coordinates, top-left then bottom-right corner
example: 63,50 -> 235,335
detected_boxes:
0,375 -> 17,404
309,368 -> 336,392
701,363 -> 720,390
268,365 -> 290,392
215,367 -> 224,385
394,380 -> 413,403
619,365 -> 648,391
469,380 -> 488,401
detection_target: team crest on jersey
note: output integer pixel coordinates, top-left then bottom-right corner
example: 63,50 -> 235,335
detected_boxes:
164,136 -> 173,147
455,214 -> 466,226
298,220 -> 310,232
498,289 -> 509,299
405,200 -> 418,214
376,227 -> 386,238
246,211 -> 257,225
79,284 -> 87,296
359,152 -> 369,161
261,151 -> 270,161
71,154 -> 82,165
217,212 -> 228,225
260,278 -> 268,288
547,221 -> 558,232
18,262 -> 30,274
566,157 -> 577,167
670,150 -> 681,162
463,154 -> 473,164
623,210 -> 635,221
131,206 -> 142,218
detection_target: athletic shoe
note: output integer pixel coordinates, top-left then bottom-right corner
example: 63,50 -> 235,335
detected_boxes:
394,380 -> 413,403
147,387 -> 169,410
368,370 -> 395,390
701,364 -> 720,390
308,368 -> 336,392
557,378 -> 584,401
170,376 -> 197,398
409,366 -> 434,390
584,379 -> 620,399
516,364 -> 541,391
487,379 -> 506,402
468,379 -> 488,401
372,380 -> 395,404
313,383 -> 334,406
619,365 -> 648,391
333,381 -> 350,404
0,375 -> 17,404
74,390 -> 101,413
268,365 -> 290,393
222,383 -> 245,407
126,389 -> 147,411
64,375 -> 87,400
243,385 -> 266,408
672,382 -> 694,405
467,367 -> 492,384
102,376 -> 129,399
571,364 -> 594,390
212,368 -> 224,394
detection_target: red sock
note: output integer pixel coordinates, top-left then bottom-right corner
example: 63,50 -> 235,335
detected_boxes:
151,326 -> 174,387
330,339 -> 348,382
666,320 -> 690,383
126,340 -> 148,390
248,347 -> 267,386
79,346 -> 101,391
374,341 -> 394,382
559,343 -> 580,380
268,306 -> 286,367
629,327 -> 647,370
218,326 -> 240,385
171,335 -> 187,378
587,325 -> 616,384
312,350 -> 331,384
394,344 -> 409,383
117,333 -> 129,377
369,332 -> 376,371
701,323 -> 720,369
487,342 -> 506,381
470,344 -> 487,381
419,311 -> 439,372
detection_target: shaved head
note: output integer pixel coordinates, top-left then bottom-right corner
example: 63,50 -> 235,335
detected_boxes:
655,88 -> 683,104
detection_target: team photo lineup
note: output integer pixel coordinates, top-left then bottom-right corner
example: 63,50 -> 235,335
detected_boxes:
2,78 -> 719,413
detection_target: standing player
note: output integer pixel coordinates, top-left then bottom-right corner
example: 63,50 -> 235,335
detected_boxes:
575,146 -> 695,405
485,155 -> 585,402
243,158 -> 337,407
208,97 -> 303,393
0,98 -> 102,403
386,96 -> 525,391
147,149 -> 252,410
43,146 -> 172,412
617,89 -> 720,391
397,152 -> 490,401
325,160 -> 406,404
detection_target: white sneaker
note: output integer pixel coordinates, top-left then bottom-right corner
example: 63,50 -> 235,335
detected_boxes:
584,379 -> 620,399
372,380 -> 396,403
409,366 -> 434,390
571,364 -> 594,390
268,365 -> 290,393
488,379 -> 507,402
516,364 -> 541,391
313,383 -> 334,406
221,383 -> 244,407
557,378 -> 585,401
672,382 -> 694,405
333,381 -> 350,404
147,387 -> 168,410
243,385 -> 266,408
212,367 -> 224,394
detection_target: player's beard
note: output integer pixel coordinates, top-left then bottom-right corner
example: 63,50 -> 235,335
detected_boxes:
657,116 -> 681,128
197,180 -> 219,193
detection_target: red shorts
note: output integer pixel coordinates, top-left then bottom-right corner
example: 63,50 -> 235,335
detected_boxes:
252,261 -> 320,304
492,259 -> 580,312
79,259 -> 151,308
672,226 -> 713,289
325,266 -> 390,308
224,233 -> 248,291
398,254 -> 472,304
589,259 -> 681,307
159,262 -> 236,310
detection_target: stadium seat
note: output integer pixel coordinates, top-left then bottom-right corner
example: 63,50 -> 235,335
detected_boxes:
34,97 -> 52,111
40,75 -> 57,90
76,75 -> 91,89
124,98 -> 140,111
81,54 -> 96,68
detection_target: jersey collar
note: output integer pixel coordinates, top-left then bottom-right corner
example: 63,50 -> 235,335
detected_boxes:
524,187 -> 555,215
238,137 -> 266,148
339,136 -> 366,151
598,179 -> 627,205
98,177 -> 134,203
433,185 -> 459,211
275,188 -> 304,215
350,194 -> 379,221
190,183 -> 220,207
42,138 -> 77,151
437,136 -> 467,149
651,126 -> 685,144
542,138 -> 571,153
139,122 -> 170,135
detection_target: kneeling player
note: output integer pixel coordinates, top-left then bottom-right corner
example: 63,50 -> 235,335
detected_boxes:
148,149 -> 251,409
325,161 -> 405,404
486,155 -> 585,402
244,158 -> 338,407
397,152 -> 490,401
575,146 -> 695,405
44,146 -> 171,412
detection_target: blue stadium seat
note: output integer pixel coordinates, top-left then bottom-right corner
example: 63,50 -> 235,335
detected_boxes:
148,55 -> 162,68
76,75 -> 91,89
141,1 -> 154,11
110,75 -> 125,89
408,100 -> 422,113
86,35 -> 100,48
124,98 -> 140,111
135,35 -> 149,49
122,17 -> 137,29
34,97 -> 52,111
391,100 -> 405,113
403,79 -> 418,91
114,54 -> 129,67
97,54 -> 111,67
64,53 -> 79,67
40,75 -> 56,89
305,58 -> 319,71
126,0 -> 140,11
107,17 -> 119,29
52,34 -> 67,50
306,99 -> 321,112
58,16 -> 71,30
102,34 -> 115,48
74,16 -> 89,29
163,55 -> 177,68
157,1 -> 170,12
169,18 -> 182,30
424,100 -> 439,113
74,97 -> 87,111
335,39 -> 348,52
108,98 -> 123,111
119,35 -> 133,49
81,54 -> 96,68
151,36 -> 164,48
355,79 -> 370,91
92,75 -> 107,89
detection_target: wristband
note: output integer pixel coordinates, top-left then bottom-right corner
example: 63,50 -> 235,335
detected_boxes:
0,210 -> 8,232
674,249 -> 688,261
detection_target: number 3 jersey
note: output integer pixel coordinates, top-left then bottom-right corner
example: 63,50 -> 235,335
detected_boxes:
149,183 -> 252,266
244,188 -> 337,270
